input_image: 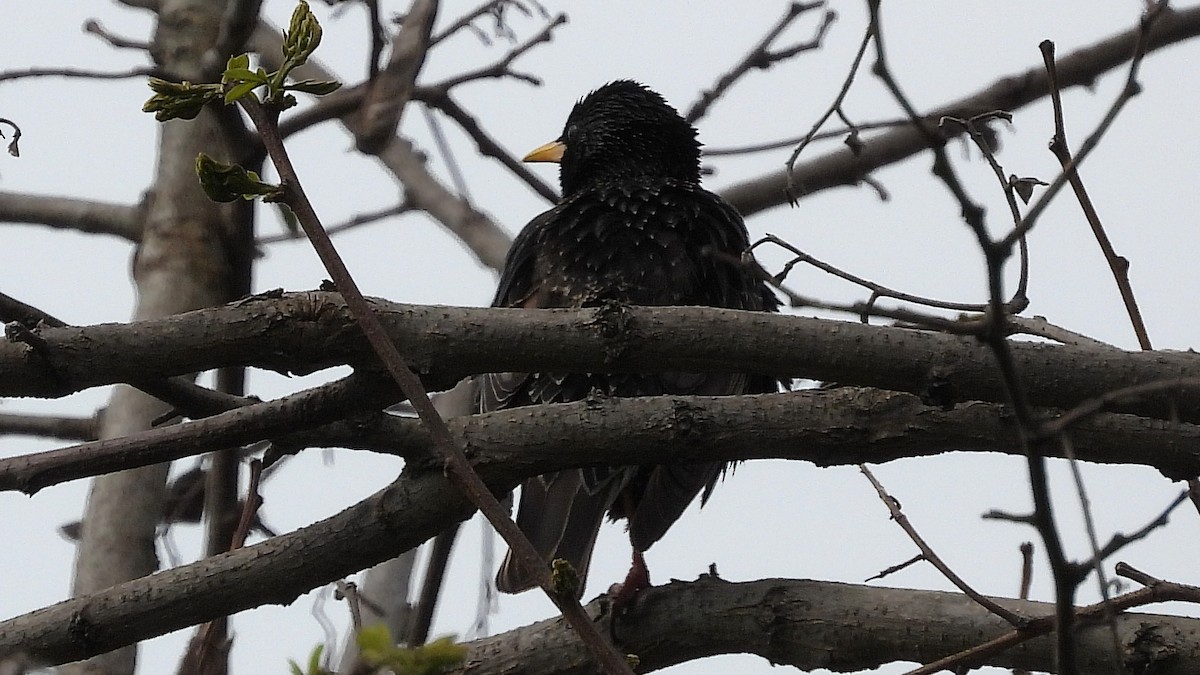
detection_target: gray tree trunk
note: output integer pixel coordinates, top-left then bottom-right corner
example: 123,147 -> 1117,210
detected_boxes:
65,1 -> 240,673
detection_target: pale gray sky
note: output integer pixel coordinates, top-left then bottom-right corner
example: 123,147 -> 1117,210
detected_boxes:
2,2 -> 1199,673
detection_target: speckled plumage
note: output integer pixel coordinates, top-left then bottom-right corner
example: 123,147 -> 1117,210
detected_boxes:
483,80 -> 780,596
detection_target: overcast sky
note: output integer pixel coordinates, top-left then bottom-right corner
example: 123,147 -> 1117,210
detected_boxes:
3,2 -> 1200,674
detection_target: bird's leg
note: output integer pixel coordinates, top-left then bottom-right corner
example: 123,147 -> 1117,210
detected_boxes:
608,491 -> 653,612
609,548 -> 651,614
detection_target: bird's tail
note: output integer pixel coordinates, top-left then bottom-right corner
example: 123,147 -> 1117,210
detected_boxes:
495,470 -> 618,597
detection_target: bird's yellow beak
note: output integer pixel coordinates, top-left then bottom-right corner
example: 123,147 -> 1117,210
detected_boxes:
523,140 -> 566,163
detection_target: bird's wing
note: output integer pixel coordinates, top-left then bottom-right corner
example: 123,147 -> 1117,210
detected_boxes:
490,206 -> 562,308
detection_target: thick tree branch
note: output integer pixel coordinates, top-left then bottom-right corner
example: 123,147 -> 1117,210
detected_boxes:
4,410 -> 1196,671
3,293 -> 1199,425
720,5 -> 1200,217
6,386 -> 1200,495
0,463 -> 477,667
457,577 -> 1200,674
6,491 -> 1200,675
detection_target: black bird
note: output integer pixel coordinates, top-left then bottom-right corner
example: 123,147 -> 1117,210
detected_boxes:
483,80 -> 780,598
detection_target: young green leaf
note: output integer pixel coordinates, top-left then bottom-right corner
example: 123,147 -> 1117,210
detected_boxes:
142,78 -> 222,121
224,80 -> 261,105
195,153 -> 283,202
283,1 -> 323,68
285,79 -> 342,96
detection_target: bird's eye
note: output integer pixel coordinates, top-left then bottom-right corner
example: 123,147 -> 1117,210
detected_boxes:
565,123 -> 579,141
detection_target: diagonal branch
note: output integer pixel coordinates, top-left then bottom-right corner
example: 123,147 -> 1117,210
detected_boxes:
354,0 -> 438,154
720,4 -> 1200,218
685,1 -> 831,125
250,22 -> 513,271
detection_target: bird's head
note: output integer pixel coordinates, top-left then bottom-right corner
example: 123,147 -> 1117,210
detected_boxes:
525,80 -> 702,197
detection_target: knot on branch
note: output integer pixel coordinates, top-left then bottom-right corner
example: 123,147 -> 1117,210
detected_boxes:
587,301 -> 637,364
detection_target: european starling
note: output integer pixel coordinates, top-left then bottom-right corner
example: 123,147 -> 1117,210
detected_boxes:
484,80 -> 779,598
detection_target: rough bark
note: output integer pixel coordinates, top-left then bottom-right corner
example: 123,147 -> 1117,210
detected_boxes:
64,1 -> 242,674
6,386 -> 1200,496
457,577 -> 1200,674
5,294 -> 1200,425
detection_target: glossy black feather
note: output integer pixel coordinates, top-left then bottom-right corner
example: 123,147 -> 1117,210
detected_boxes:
483,80 -> 780,596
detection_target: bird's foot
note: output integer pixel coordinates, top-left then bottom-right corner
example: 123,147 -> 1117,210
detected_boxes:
607,550 -> 651,615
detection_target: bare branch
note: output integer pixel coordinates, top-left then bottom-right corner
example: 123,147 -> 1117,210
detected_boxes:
752,233 -> 1008,315
204,0 -> 265,74
0,411 -> 98,442
0,66 -> 154,83
1037,38 -> 1154,350
860,464 -> 1025,626
5,293 -> 1200,428
257,200 -> 414,244
7,385 -> 1200,497
721,5 -> 1200,218
783,13 -> 873,196
84,19 -> 151,50
685,2 -> 832,124
0,191 -> 141,241
355,0 -> 438,154
422,13 -> 565,92
706,117 -> 909,156
419,92 -> 558,202
251,21 -> 513,271
0,291 -> 67,328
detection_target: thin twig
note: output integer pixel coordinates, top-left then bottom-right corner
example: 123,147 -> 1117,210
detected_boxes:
0,291 -> 67,328
229,459 -> 264,551
365,0 -> 385,81
685,2 -> 831,125
1059,436 -> 1124,674
0,412 -> 99,442
704,117 -> 911,156
1018,542 -> 1034,600
752,234 -> 1012,315
868,0 -> 1077,668
206,0 -> 265,76
420,93 -> 559,202
1038,39 -> 1153,350
407,525 -> 459,647
1039,377 -> 1200,439
423,12 -> 565,92
430,0 -> 514,45
258,201 -> 414,244
0,66 -> 154,83
421,104 -> 474,202
783,13 -> 873,200
902,571 -> 1200,675
999,2 -> 1171,255
939,111 -> 1031,308
84,19 -> 150,50
1005,316 -> 1119,349
864,553 -> 923,583
1069,490 -> 1189,581
859,465 -> 1025,626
